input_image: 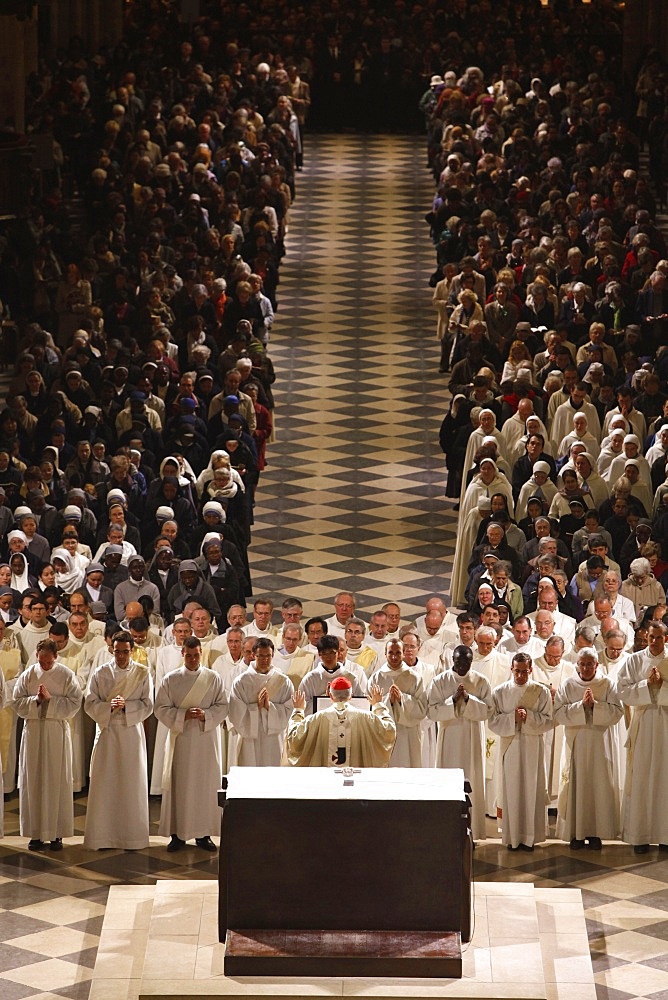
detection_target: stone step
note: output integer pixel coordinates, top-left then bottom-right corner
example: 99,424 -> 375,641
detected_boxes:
89,879 -> 595,1000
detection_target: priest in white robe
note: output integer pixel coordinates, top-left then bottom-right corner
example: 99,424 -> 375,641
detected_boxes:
228,637 -> 293,766
427,645 -> 493,840
0,665 -> 6,836
617,620 -> 668,853
0,621 -> 22,795
150,618 -> 196,795
597,627 -> 630,800
369,639 -> 427,767
286,675 -> 395,767
554,647 -> 622,848
83,631 -> 153,850
489,652 -> 553,850
155,636 -> 228,852
401,631 -> 437,767
13,638 -> 82,850
272,624 -> 316,690
299,635 -> 367,714
472,626 -> 510,815
48,622 -> 89,793
532,636 -> 575,805
16,597 -> 53,666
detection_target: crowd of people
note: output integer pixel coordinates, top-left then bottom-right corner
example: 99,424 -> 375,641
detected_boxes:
0,1 -> 665,854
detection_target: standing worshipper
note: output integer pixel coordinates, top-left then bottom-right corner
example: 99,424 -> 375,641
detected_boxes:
286,676 -> 396,767
489,653 -> 553,851
554,647 -> 623,849
13,638 -> 82,851
427,645 -> 493,841
617,620 -> 668,853
155,636 -> 228,853
83,631 -> 153,850
228,637 -> 293,765
369,639 -> 427,767
532,636 -> 574,808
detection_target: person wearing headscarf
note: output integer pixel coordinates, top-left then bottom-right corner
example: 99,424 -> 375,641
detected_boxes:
167,560 -> 222,621
9,551 -> 33,592
51,547 -> 86,594
515,463 -> 558,521
439,394 -> 473,500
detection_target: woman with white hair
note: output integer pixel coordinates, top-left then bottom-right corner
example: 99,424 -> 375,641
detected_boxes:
591,570 -> 637,622
620,558 -> 666,618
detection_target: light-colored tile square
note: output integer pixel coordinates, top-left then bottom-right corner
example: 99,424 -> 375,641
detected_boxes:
586,898 -> 668,928
575,871 -> 667,898
89,978 -> 141,1000
2,958 -> 93,990
150,894 -> 203,934
142,935 -> 199,980
603,929 -> 668,962
536,900 -> 587,934
155,878 -> 216,895
489,940 -> 544,983
595,962 -> 668,996
487,896 -> 538,939
545,986 -> 597,1000
94,927 -> 150,980
103,895 -> 155,929
13,896 -> 107,925
539,933 -> 593,983
9,925 -> 100,958
461,944 -> 493,982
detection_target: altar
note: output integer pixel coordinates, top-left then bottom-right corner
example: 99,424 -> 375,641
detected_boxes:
218,767 -> 472,978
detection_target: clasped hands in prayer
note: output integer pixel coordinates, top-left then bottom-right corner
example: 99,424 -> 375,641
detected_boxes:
185,707 -> 205,720
648,667 -> 663,688
36,684 -> 51,705
111,696 -> 125,713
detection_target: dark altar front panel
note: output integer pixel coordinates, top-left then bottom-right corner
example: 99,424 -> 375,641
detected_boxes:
218,768 -> 472,978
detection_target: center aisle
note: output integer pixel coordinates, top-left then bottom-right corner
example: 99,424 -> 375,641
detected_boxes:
249,134 -> 460,616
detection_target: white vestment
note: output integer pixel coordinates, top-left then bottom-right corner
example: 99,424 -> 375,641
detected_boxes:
427,669 -> 493,839
489,680 -> 553,847
150,645 -> 187,794
17,622 -> 52,665
285,701 -> 395,767
155,666 -> 228,840
0,670 -> 6,835
83,660 -> 153,849
228,666 -> 293,765
472,649 -> 511,813
0,641 -> 22,794
617,650 -> 668,846
554,671 -> 622,841
368,665 -> 427,767
299,664 -> 366,714
532,655 -> 575,802
14,662 -> 82,841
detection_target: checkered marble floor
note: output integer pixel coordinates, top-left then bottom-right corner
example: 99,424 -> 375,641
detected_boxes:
0,136 -> 667,1000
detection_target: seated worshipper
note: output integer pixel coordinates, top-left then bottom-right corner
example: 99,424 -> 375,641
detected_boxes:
228,637 -> 293,765
299,635 -> 367,712
368,639 -> 427,767
286,675 -> 396,767
620,558 -> 666,620
167,560 -> 221,621
549,469 -> 594,518
13,638 -> 82,851
155,636 -> 228,853
83,631 -> 153,850
616,620 -> 668,854
554,647 -> 623,849
489,653 -> 553,851
427,644 -> 494,841
113,555 -> 161,623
